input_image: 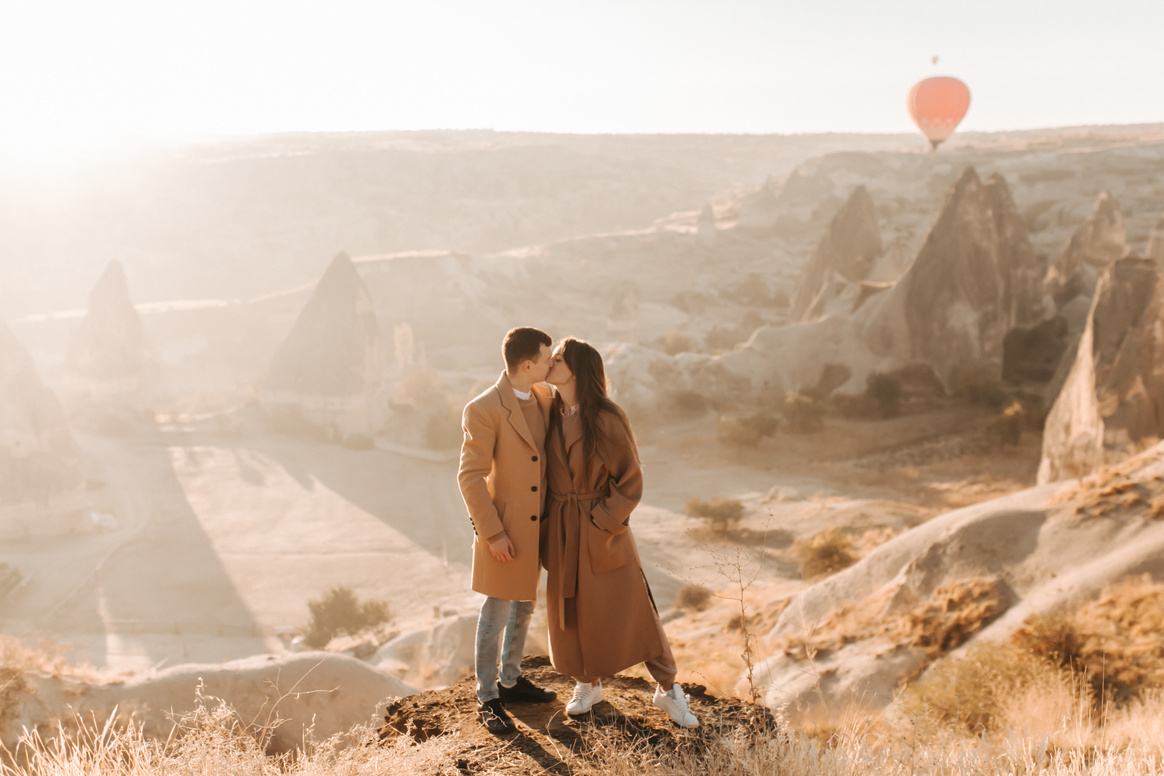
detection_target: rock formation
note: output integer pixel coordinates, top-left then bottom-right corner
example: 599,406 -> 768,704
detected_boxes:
896,167 -> 1047,385
260,253 -> 386,441
789,185 -> 883,322
0,321 -> 83,538
1044,191 -> 1126,308
696,203 -> 716,246
1148,208 -> 1164,267
62,260 -> 147,419
734,177 -> 782,232
1038,257 -> 1164,483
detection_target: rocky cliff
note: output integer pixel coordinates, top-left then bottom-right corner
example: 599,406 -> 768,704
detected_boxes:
1044,191 -> 1126,308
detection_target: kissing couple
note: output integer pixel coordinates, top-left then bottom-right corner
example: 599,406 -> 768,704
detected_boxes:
457,327 -> 699,734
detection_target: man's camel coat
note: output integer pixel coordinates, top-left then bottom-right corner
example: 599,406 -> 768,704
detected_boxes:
458,372 -> 551,602
539,408 -> 668,680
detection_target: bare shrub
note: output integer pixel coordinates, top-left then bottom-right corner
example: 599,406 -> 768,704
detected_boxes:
674,583 -> 713,612
302,586 -> 392,649
685,497 -> 745,534
790,527 -> 856,580
782,392 -> 824,433
717,413 -> 780,449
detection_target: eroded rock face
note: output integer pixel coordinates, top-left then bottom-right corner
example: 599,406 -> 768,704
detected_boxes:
260,253 -> 385,439
899,167 -> 1047,386
1044,191 -> 1126,307
1148,209 -> 1164,267
0,321 -> 83,538
62,260 -> 146,411
789,185 -> 883,322
1038,257 -> 1164,483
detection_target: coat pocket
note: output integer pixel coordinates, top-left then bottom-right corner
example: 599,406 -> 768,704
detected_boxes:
587,516 -> 636,575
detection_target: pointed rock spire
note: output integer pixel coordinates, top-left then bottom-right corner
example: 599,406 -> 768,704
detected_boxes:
896,168 -> 1046,385
789,186 -> 883,322
264,253 -> 384,398
1044,191 -> 1126,307
1038,257 -> 1164,482
64,260 -> 144,383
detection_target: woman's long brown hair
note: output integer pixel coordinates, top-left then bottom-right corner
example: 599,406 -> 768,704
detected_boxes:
549,338 -> 636,468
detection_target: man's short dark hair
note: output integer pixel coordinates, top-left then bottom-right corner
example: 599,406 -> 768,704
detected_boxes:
503,327 -> 552,371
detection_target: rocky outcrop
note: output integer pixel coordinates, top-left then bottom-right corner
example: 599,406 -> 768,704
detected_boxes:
734,177 -> 782,232
1038,257 -> 1164,483
0,321 -> 83,538
789,186 -> 884,322
696,203 -> 716,246
260,253 -> 386,441
1044,192 -> 1126,308
896,167 -> 1047,385
62,261 -> 147,418
1148,209 -> 1164,267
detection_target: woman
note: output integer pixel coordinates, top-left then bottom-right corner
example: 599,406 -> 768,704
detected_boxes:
540,337 -> 698,728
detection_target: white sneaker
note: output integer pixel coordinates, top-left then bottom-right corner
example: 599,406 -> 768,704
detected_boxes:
565,680 -> 604,715
653,684 -> 699,728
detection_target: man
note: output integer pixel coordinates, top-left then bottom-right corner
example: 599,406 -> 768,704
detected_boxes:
458,327 -> 557,734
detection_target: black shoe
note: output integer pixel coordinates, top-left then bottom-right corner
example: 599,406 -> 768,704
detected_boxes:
498,675 -> 558,703
477,698 -> 516,734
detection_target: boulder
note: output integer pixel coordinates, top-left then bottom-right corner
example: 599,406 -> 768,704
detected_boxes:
260,253 -> 386,441
789,185 -> 884,322
1038,257 -> 1164,483
1044,191 -> 1126,308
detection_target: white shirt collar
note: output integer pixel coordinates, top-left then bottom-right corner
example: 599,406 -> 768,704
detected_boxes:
512,387 -> 532,401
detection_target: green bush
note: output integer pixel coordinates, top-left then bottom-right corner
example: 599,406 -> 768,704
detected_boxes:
302,586 -> 392,649
782,392 -> 825,433
685,497 -> 746,534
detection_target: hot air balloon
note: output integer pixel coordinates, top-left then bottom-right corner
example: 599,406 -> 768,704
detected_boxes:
908,76 -> 970,150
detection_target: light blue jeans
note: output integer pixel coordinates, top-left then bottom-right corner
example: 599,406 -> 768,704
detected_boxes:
475,596 -> 533,702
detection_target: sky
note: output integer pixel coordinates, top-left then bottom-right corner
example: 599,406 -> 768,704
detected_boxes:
2,0 -> 1162,155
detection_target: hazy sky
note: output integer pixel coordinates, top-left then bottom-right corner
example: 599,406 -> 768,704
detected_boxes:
2,0 -> 1161,154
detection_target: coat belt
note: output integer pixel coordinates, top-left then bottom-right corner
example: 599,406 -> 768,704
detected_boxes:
547,488 -> 605,631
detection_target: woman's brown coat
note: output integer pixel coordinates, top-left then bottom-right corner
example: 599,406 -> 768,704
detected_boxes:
540,407 -> 667,680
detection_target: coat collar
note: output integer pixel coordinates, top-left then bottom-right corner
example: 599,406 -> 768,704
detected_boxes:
495,371 -> 538,451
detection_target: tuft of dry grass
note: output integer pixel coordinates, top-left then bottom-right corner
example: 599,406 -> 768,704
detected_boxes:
674,584 -> 714,612
789,527 -> 857,580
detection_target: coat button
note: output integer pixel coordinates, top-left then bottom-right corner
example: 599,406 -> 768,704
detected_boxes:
530,515 -> 537,521
531,485 -> 538,492
532,455 -> 538,462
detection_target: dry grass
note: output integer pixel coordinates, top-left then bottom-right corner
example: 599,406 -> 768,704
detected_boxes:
1013,574 -> 1164,704
779,578 -> 1005,661
789,527 -> 857,580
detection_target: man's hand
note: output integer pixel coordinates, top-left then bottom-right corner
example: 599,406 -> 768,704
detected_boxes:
486,535 -> 514,565
488,534 -> 515,562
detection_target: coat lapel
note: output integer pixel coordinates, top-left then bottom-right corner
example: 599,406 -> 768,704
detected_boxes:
496,372 -> 537,452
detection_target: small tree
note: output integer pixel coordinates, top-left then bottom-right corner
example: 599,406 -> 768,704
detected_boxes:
685,497 -> 746,534
302,586 -> 392,649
